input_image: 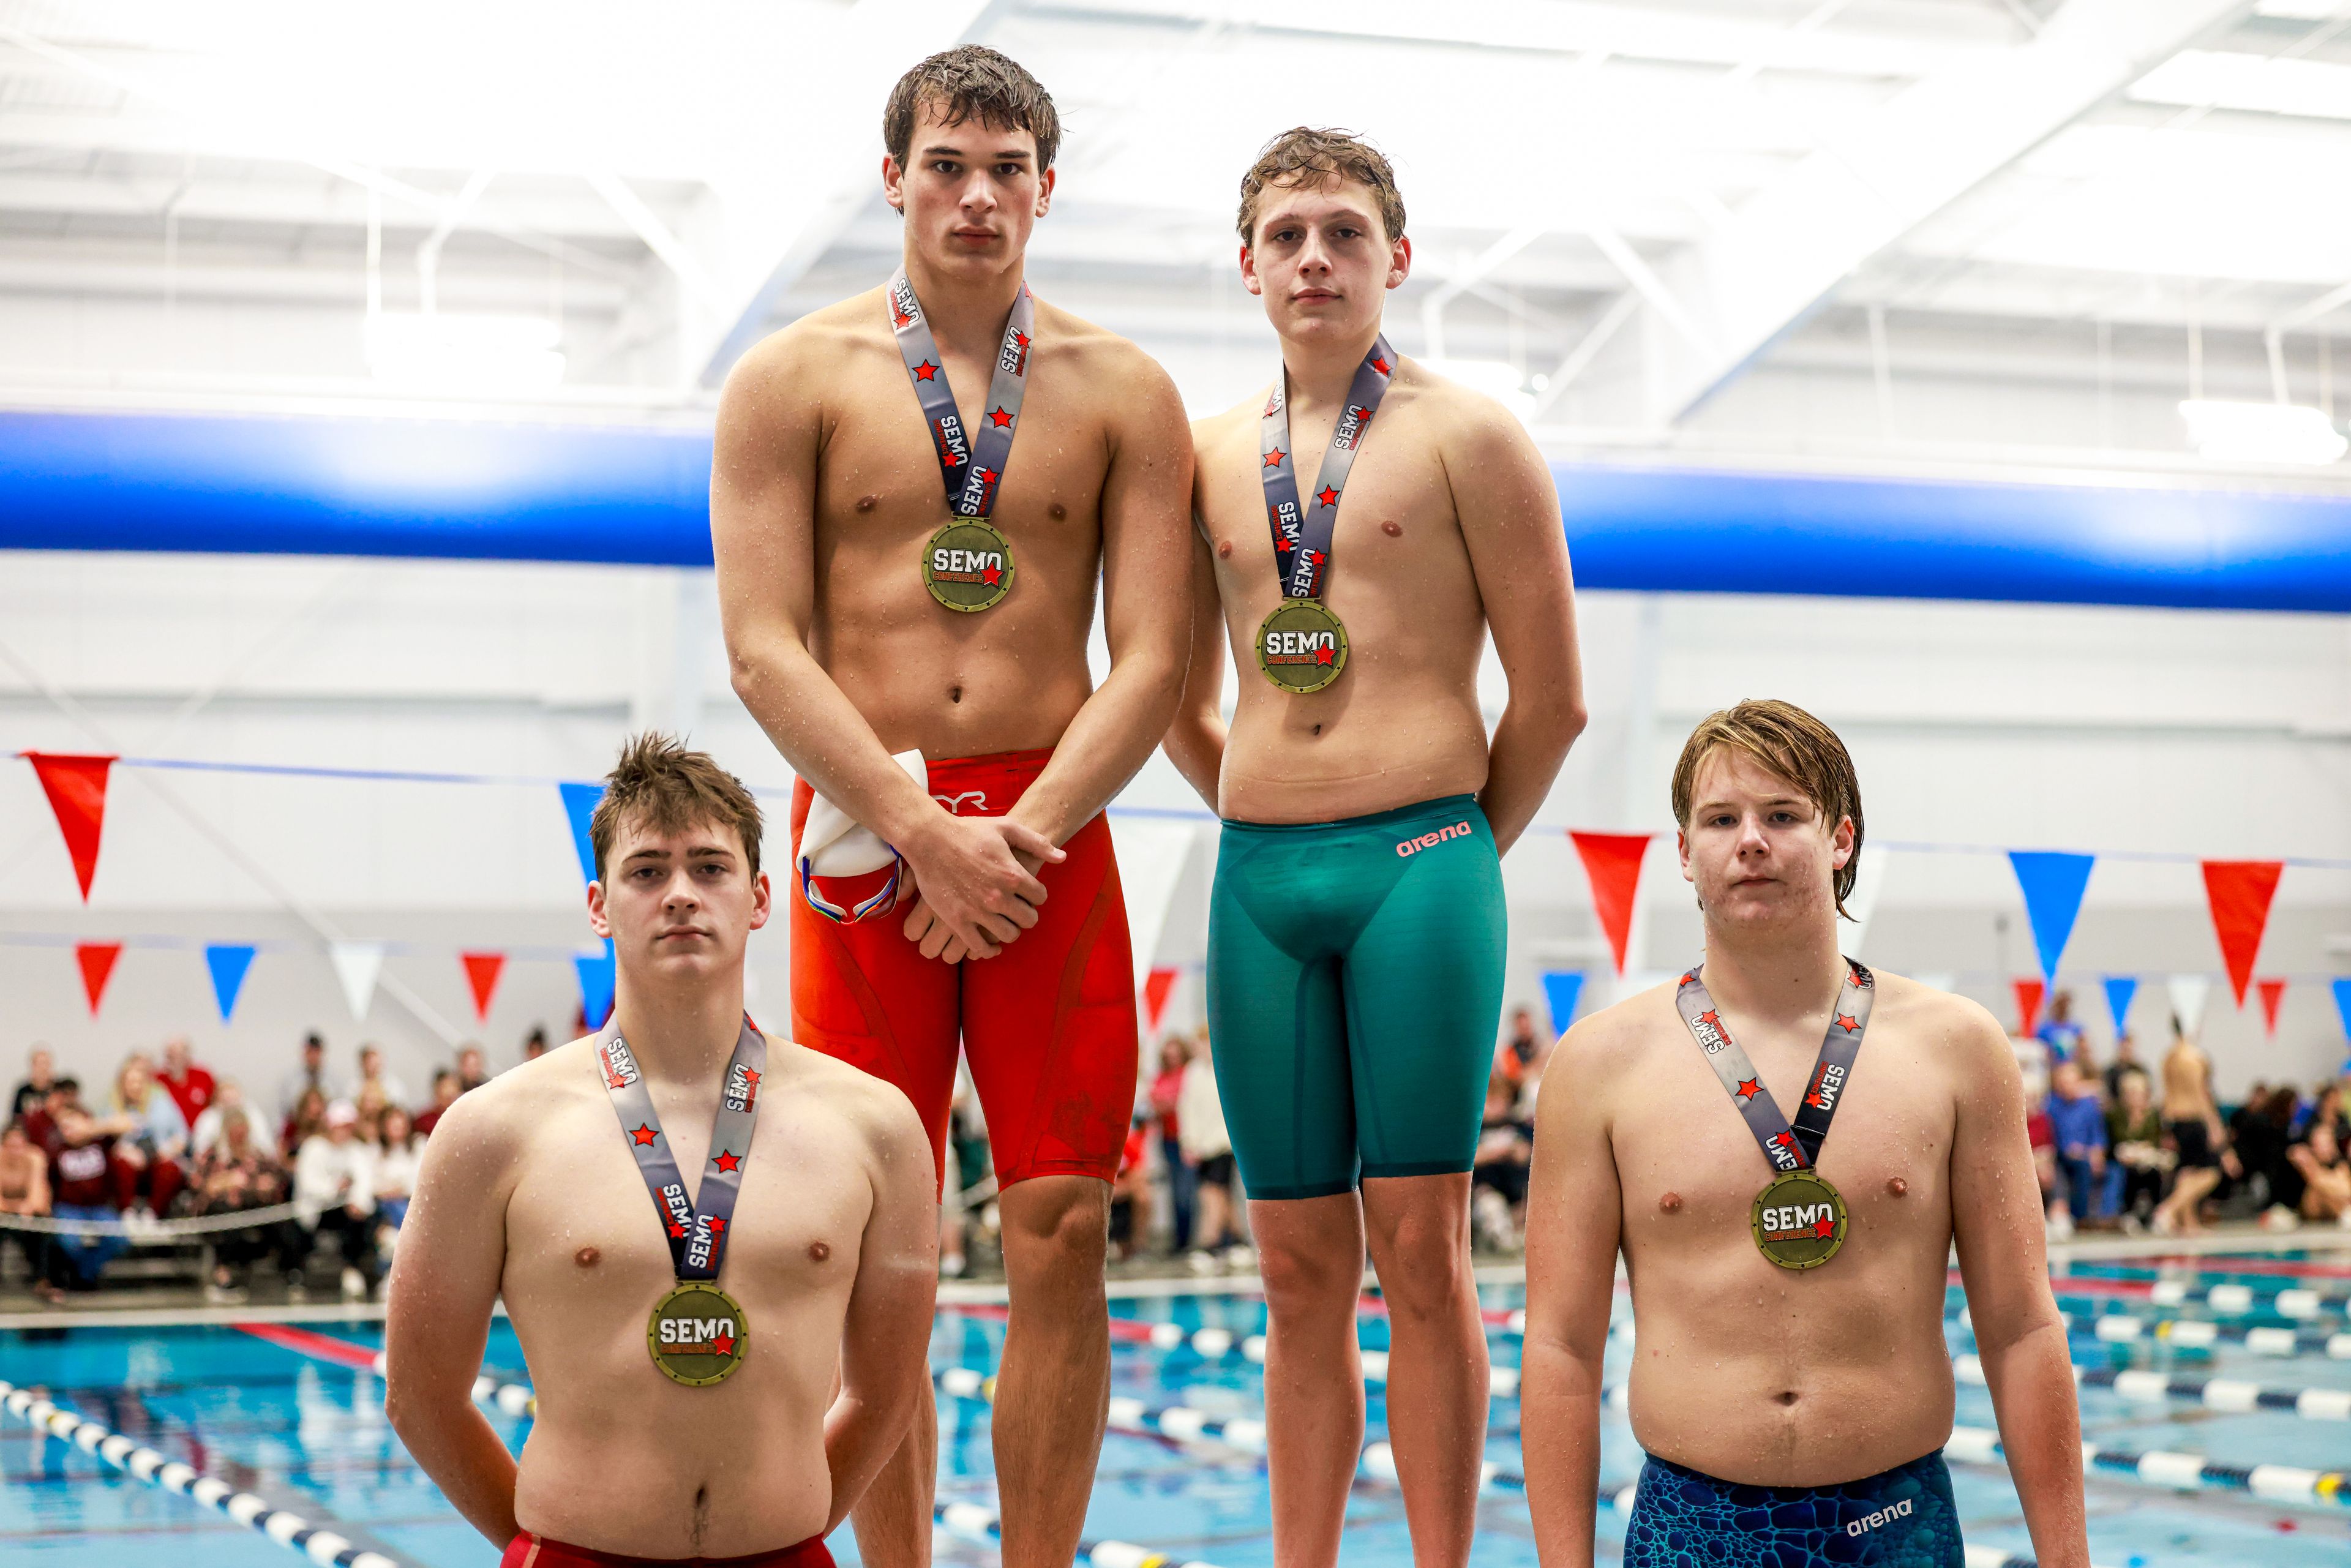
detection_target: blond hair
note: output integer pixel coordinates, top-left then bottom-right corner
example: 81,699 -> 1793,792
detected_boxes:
1671,699 -> 1864,918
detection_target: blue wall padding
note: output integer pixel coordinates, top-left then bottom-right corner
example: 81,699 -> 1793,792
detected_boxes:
4,409 -> 2347,610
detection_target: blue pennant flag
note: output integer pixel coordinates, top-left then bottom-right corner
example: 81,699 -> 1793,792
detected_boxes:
2008,851 -> 2095,985
576,942 -> 616,1029
559,782 -> 606,888
1540,970 -> 1587,1038
2335,978 -> 2351,1044
204,943 -> 256,1022
2102,975 -> 2139,1037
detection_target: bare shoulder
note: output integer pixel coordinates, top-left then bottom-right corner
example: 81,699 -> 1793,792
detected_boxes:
1398,358 -> 1532,449
767,1037 -> 930,1177
719,289 -> 893,412
1035,301 -> 1181,414
1193,394 -> 1262,462
1538,981 -> 1681,1109
418,1041 -> 599,1179
1867,970 -> 2017,1089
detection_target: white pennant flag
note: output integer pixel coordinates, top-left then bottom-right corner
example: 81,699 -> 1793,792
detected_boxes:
1840,845 -> 1888,960
2167,973 -> 2211,1037
331,942 -> 385,1022
1106,816 -> 1202,991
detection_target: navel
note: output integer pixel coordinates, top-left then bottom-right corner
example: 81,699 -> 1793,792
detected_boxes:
1658,1191 -> 1682,1214
809,1240 -> 832,1263
573,1245 -> 601,1268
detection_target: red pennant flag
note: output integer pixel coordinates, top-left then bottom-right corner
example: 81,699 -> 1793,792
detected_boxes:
1142,967 -> 1179,1033
75,942 -> 122,1016
461,951 -> 506,1021
2256,977 -> 2287,1038
1569,831 -> 1651,976
2012,977 -> 2045,1039
2200,861 -> 2283,1008
22,752 -> 116,901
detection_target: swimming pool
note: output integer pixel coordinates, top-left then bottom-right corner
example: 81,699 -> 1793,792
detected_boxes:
5,1249 -> 2350,1567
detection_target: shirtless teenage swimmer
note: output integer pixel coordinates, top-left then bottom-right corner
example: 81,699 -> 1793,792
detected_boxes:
1521,700 -> 2088,1568
386,736 -> 937,1568
1164,129 -> 1585,1568
710,47 -> 1193,1568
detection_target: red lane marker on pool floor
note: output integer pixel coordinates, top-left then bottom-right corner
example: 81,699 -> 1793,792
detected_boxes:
236,1321 -> 379,1370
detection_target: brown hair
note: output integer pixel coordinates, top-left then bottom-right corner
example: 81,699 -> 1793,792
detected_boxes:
883,46 -> 1062,173
1670,699 -> 1864,918
589,733 -> 765,883
1237,127 -> 1407,245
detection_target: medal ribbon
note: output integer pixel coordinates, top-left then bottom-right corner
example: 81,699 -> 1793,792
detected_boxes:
889,266 -> 1035,520
598,1016 -> 765,1282
1258,335 -> 1397,600
1673,960 -> 1875,1175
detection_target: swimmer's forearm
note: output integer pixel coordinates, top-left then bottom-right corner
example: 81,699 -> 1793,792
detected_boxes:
1978,1318 -> 2090,1568
1480,691 -> 1587,855
727,633 -> 939,843
1519,1345 -> 1603,1568
387,1395 -> 518,1545
1010,648 -> 1187,844
820,1391 -> 899,1532
1161,707 -> 1226,809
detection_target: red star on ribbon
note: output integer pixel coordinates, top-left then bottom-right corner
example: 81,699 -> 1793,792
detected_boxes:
1681,970 -> 1698,986
975,467 -> 997,484
1275,537 -> 1292,551
893,308 -> 912,328
710,1329 -> 737,1357
1771,1131 -> 1798,1149
604,1068 -> 628,1089
988,406 -> 1014,428
1315,645 -> 1333,665
1264,449 -> 1286,468
631,1124 -> 658,1147
1315,486 -> 1339,507
1836,1013 -> 1859,1033
1355,409 -> 1373,426
1812,1217 -> 1835,1238
666,1220 -> 686,1238
1734,1078 -> 1762,1101
1698,1009 -> 1720,1027
981,565 -> 1002,585
913,361 -> 939,381
740,1068 -> 759,1088
1013,330 -> 1030,349
1804,1093 -> 1824,1108
707,1217 -> 726,1234
713,1150 -> 742,1172
1371,356 -> 1390,375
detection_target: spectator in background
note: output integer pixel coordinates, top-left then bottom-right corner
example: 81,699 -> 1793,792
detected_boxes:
1471,1070 -> 1533,1250
10,1046 -> 56,1121
1147,1036 -> 1194,1253
2037,990 -> 2085,1067
1,1118 -> 54,1301
372,1105 -> 422,1256
353,1043 -> 410,1111
1108,1115 -> 1153,1262
282,1085 -> 328,1162
2289,1119 -> 2351,1226
294,1101 -> 380,1300
110,1056 -> 190,1218
454,1045 -> 489,1092
2104,1068 -> 2169,1229
521,1026 -> 550,1063
2047,1059 -> 2109,1234
191,1107 -> 296,1304
157,1037 -> 217,1128
277,1033 -> 337,1123
939,1066 -> 989,1280
189,1079 -> 247,1161
1177,1037 -> 1238,1271
2311,1081 -> 2350,1150
1498,1006 -> 1543,1090
411,1071 -> 463,1137
2101,1032 -> 2141,1106
351,1080 -> 391,1143
2233,1086 -> 2302,1226
38,1080 -> 128,1292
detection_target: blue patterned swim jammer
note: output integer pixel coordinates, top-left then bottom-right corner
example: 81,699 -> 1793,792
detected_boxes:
1623,1450 -> 1963,1568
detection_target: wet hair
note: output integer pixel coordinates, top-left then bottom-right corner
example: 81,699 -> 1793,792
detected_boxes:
883,46 -> 1061,172
1671,698 -> 1865,919
588,732 -> 765,883
1237,126 -> 1406,246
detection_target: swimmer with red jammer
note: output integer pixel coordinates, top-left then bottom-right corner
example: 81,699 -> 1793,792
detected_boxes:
1521,700 -> 2088,1568
709,46 -> 1193,1568
386,735 -> 937,1567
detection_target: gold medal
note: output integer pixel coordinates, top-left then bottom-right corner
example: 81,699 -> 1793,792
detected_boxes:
1750,1169 -> 1848,1270
923,516 -> 1014,612
1256,600 -> 1348,693
647,1281 -> 749,1386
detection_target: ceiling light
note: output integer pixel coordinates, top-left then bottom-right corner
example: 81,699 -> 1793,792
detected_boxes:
2178,399 -> 2348,465
366,313 -> 565,392
1419,358 -> 1537,424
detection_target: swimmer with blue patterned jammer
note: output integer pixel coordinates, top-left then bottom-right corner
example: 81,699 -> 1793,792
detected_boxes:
1521,699 -> 2089,1567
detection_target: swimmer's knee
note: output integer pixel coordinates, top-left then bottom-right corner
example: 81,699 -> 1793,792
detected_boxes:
1257,1231 -> 1361,1311
1000,1177 -> 1110,1271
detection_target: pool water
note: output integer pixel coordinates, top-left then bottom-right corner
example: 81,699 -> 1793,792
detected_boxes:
5,1253 -> 2350,1567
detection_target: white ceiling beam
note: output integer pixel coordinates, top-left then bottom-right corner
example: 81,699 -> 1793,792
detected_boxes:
0,169 -> 655,242
1637,0 -> 2261,426
684,0 -> 1010,389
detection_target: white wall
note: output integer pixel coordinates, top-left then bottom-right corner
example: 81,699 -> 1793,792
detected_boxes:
3,551 -> 2348,1101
